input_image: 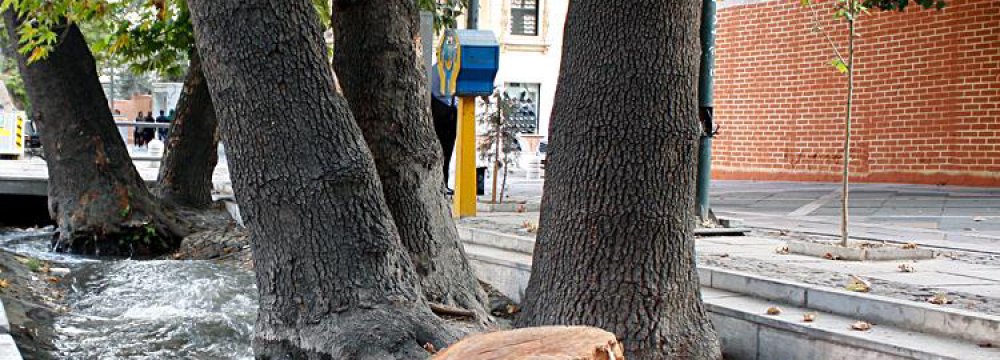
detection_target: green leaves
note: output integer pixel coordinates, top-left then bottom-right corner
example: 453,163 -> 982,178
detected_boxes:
1,0 -> 123,63
419,0 -> 466,33
830,58 -> 848,74
3,0 -> 190,76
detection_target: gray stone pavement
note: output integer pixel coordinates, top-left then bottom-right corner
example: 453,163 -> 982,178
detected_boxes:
461,210 -> 1000,305
466,174 -> 1000,311
485,173 -> 1000,253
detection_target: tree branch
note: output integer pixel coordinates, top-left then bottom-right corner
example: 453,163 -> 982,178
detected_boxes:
808,2 -> 846,64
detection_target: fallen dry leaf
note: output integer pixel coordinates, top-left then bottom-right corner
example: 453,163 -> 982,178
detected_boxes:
506,304 -> 520,314
47,277 -> 59,284
897,264 -> 915,273
901,243 -> 918,249
803,312 -> 817,322
775,246 -> 790,255
766,306 -> 782,315
521,221 -> 538,233
851,321 -> 872,331
928,292 -> 952,305
846,275 -> 871,293
0,279 -> 9,288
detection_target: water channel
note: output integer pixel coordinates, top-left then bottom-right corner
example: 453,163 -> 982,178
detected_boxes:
0,228 -> 257,359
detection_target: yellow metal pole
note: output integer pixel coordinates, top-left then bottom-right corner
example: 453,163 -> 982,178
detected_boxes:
453,96 -> 478,217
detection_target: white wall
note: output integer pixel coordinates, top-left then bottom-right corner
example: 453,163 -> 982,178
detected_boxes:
152,82 -> 183,117
481,0 -> 568,138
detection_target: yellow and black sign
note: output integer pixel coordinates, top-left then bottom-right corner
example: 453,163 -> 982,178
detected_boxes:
0,111 -> 26,157
14,114 -> 23,150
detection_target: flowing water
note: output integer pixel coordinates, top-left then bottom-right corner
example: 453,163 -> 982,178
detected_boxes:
0,228 -> 258,360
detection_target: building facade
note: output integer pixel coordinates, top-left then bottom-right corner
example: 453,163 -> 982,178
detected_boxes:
475,0 -> 568,140
713,0 -> 1000,186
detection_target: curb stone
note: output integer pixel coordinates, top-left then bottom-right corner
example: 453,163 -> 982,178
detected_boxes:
0,299 -> 22,360
699,266 -> 1000,345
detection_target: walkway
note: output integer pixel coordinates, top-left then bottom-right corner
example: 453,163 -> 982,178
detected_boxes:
0,149 -> 232,197
490,175 -> 1000,253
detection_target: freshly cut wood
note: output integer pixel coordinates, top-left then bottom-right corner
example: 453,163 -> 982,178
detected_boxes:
433,326 -> 624,360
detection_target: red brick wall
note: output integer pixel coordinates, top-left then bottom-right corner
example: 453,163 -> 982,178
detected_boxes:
713,0 -> 1000,186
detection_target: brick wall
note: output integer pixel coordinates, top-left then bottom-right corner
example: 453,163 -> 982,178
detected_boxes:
112,94 -> 153,121
713,0 -> 1000,186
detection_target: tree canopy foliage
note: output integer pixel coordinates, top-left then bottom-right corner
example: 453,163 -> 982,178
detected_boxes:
4,0 -> 463,73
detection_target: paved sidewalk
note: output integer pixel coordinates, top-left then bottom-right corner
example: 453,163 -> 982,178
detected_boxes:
459,211 -> 1000,313
482,176 -> 1000,253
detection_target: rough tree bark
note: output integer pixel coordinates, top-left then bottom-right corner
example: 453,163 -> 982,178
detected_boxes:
515,1 -> 723,359
4,13 -> 186,256
187,0 -> 453,357
331,1 -> 488,320
157,49 -> 220,209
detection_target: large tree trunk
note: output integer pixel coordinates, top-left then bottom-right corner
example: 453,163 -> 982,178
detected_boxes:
331,1 -> 488,320
157,49 -> 219,209
187,0 -> 453,357
515,1 -> 722,359
4,13 -> 186,256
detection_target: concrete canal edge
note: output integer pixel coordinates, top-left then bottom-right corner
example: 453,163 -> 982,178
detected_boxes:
0,297 -> 23,360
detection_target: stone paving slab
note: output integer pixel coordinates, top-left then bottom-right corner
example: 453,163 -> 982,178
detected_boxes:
462,229 -> 1000,360
0,335 -> 20,360
810,207 -> 879,216
717,210 -> 1000,254
705,288 -> 999,360
494,178 -> 1000,253
0,158 -> 232,197
945,285 -> 1000,298
941,269 -> 1000,282
864,272 -> 996,287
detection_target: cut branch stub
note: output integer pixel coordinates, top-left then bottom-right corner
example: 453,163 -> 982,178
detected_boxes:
433,326 -> 625,360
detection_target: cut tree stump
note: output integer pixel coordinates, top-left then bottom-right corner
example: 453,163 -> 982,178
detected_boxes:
432,326 -> 624,360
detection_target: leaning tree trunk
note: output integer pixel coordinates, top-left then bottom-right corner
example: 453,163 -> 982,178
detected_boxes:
157,49 -> 219,209
4,13 -> 186,256
188,0 -> 453,357
515,1 -> 722,359
331,0 -> 488,320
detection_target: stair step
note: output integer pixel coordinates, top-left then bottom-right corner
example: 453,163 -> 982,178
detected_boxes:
704,287 -> 999,360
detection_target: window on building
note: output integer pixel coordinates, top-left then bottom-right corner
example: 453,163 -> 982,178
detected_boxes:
505,83 -> 540,134
510,0 -> 540,36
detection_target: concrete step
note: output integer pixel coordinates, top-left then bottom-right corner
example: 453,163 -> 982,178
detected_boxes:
705,287 -> 998,360
459,226 -> 1000,359
699,266 -> 1000,346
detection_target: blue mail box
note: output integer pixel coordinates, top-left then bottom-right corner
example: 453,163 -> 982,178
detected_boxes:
437,29 -> 500,97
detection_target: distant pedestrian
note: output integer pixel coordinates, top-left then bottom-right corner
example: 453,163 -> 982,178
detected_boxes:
134,112 -> 146,147
143,112 -> 156,144
155,110 -> 170,140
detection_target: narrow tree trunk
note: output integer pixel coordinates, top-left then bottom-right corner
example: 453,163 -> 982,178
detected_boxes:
515,1 -> 722,359
491,138 -> 500,204
188,0 -> 453,357
4,13 -> 186,256
157,49 -> 219,209
331,0 -> 489,320
840,11 -> 856,248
